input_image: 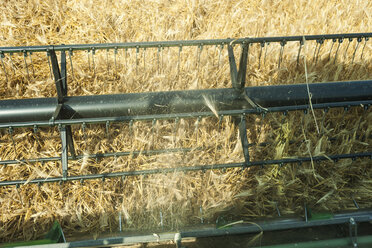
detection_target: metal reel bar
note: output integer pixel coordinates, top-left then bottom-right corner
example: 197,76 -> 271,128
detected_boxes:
0,84 -> 369,173
0,147 -> 196,166
0,152 -> 370,186
0,33 -> 371,54
0,35 -> 371,187
0,111 -> 370,167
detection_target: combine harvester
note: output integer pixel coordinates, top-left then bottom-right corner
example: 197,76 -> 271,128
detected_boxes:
0,32 -> 371,247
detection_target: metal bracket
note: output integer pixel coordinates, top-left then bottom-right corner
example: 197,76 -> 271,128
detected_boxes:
227,42 -> 249,91
51,103 -> 63,122
228,41 -> 260,111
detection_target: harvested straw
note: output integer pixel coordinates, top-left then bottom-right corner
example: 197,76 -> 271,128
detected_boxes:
0,0 -> 371,243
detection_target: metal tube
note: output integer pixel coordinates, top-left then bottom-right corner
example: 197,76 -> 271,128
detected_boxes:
0,80 -> 371,124
0,101 -> 370,129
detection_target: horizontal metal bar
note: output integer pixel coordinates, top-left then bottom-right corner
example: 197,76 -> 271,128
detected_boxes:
23,209 -> 372,248
0,33 -> 370,54
0,147 -> 194,165
248,152 -> 371,166
5,129 -> 370,166
2,131 -> 370,166
0,152 -> 370,186
247,134 -> 372,148
0,80 -> 371,128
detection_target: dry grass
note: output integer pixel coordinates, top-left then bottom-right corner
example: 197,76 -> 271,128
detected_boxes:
0,0 -> 371,243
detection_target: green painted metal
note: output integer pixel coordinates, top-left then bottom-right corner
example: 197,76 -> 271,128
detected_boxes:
1,221 -> 64,248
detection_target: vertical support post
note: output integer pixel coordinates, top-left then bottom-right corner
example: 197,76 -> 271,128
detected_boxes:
50,48 -> 76,178
228,40 -> 252,167
349,217 -> 358,247
237,43 -> 249,89
66,126 -> 76,159
275,202 -> 281,216
239,114 -> 250,166
227,43 -> 239,90
60,125 -> 68,180
60,49 -> 67,96
119,211 -> 122,232
60,50 -> 70,167
304,203 -> 309,223
50,49 -> 64,103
